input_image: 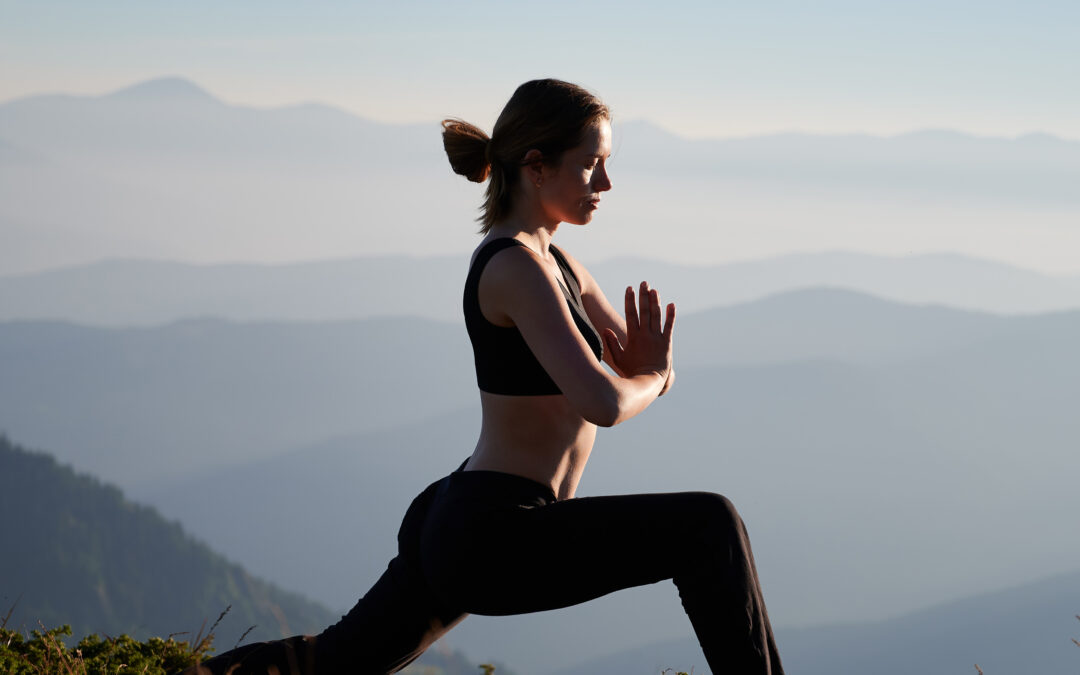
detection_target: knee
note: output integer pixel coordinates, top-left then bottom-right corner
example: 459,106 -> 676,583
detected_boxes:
670,492 -> 750,582
688,491 -> 741,534
694,491 -> 738,516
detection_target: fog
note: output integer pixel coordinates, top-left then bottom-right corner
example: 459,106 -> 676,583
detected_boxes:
3,78 -> 1079,673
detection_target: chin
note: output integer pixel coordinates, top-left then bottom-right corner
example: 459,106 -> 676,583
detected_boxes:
567,212 -> 594,226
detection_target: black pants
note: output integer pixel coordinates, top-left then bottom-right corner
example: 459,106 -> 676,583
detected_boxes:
180,468 -> 784,674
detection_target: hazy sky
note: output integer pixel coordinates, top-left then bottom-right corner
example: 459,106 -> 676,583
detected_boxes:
3,0 -> 1079,139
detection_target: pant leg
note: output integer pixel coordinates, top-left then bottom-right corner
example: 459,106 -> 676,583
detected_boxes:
314,476 -> 467,673
174,477 -> 466,675
175,636 -> 317,675
312,561 -> 465,673
421,476 -> 783,675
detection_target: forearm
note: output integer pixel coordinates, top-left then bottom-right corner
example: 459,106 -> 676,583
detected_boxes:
591,370 -> 667,427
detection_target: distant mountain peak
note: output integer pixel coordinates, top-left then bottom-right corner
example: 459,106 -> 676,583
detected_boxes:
617,123 -> 1062,146
105,76 -> 221,104
894,128 -> 1073,145
892,128 -> 977,142
1016,130 -> 1069,145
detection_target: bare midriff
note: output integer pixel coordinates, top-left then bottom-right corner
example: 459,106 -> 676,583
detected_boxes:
464,391 -> 596,500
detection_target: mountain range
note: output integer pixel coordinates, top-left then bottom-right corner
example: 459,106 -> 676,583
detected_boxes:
2,76 -> 1079,274
4,288 -> 1077,484
555,570 -> 1080,675
4,75 -> 1078,673
2,251 -> 1080,327
3,288 -> 1078,671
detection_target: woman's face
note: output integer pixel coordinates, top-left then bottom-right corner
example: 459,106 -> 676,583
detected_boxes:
540,119 -> 613,226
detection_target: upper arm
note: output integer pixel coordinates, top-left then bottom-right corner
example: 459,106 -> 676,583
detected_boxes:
481,247 -> 619,424
552,247 -> 627,369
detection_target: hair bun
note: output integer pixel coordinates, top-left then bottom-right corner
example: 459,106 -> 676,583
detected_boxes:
442,118 -> 491,183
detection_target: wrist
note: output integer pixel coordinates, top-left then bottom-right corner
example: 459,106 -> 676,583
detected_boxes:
657,369 -> 674,397
631,369 -> 667,392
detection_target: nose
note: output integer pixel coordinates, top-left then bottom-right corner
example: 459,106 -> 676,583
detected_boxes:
594,163 -> 612,193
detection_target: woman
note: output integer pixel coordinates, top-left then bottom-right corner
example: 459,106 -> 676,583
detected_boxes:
182,79 -> 783,675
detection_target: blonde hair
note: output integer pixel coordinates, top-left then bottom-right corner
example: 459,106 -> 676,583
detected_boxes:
442,79 -> 610,233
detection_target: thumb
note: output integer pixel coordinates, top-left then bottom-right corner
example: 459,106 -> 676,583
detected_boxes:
603,328 -> 623,360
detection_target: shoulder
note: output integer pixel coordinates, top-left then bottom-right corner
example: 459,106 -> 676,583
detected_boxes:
474,240 -> 566,318
483,242 -> 560,298
479,239 -> 541,279
550,244 -> 597,295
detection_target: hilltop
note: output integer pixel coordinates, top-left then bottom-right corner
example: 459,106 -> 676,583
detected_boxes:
0,434 -> 336,646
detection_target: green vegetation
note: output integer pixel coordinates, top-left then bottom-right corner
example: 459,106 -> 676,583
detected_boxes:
0,623 -> 206,675
0,621 -> 493,675
0,601 -> 495,675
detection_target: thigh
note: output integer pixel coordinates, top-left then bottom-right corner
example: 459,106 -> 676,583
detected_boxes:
425,489 -> 739,616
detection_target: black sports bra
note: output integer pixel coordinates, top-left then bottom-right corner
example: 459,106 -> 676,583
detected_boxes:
463,238 -> 604,395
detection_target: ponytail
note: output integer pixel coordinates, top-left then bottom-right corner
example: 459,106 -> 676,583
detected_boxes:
441,119 -> 491,183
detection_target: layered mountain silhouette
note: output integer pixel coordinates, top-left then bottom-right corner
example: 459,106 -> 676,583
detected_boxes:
4,75 -> 1078,672
2,251 -> 1080,327
106,76 -> 222,103
2,76 -> 1078,274
553,570 -> 1080,675
4,289 -> 1077,485
3,288 -> 1076,671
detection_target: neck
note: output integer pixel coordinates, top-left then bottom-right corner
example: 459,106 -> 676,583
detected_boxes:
487,220 -> 559,256
489,182 -> 563,255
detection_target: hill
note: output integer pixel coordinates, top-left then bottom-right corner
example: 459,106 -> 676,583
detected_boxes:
0,434 -> 515,674
0,434 -> 337,647
0,435 -> 501,675
553,570 -> 1080,675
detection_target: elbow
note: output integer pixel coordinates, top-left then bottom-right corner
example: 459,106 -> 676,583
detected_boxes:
566,372 -> 647,428
580,389 -> 622,428
587,409 -> 619,428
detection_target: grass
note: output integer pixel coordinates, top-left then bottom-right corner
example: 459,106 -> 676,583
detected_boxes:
0,604 -> 220,675
5,610 -> 1076,674
0,623 -> 209,675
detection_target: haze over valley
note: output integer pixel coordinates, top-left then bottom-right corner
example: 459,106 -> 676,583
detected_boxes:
3,77 -> 1078,673
3,284 -> 1078,672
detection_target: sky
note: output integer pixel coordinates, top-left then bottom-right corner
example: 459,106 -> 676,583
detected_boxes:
3,0 -> 1079,140
3,6 -> 1080,666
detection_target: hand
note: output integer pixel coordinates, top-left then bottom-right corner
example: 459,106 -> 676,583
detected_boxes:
602,281 -> 675,384
658,368 -> 675,397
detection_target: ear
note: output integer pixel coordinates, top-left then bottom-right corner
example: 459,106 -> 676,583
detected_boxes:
522,148 -> 544,185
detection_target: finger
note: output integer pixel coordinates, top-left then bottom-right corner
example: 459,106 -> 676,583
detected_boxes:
649,288 -> 662,333
638,281 -> 650,330
663,302 -> 676,338
624,286 -> 639,332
